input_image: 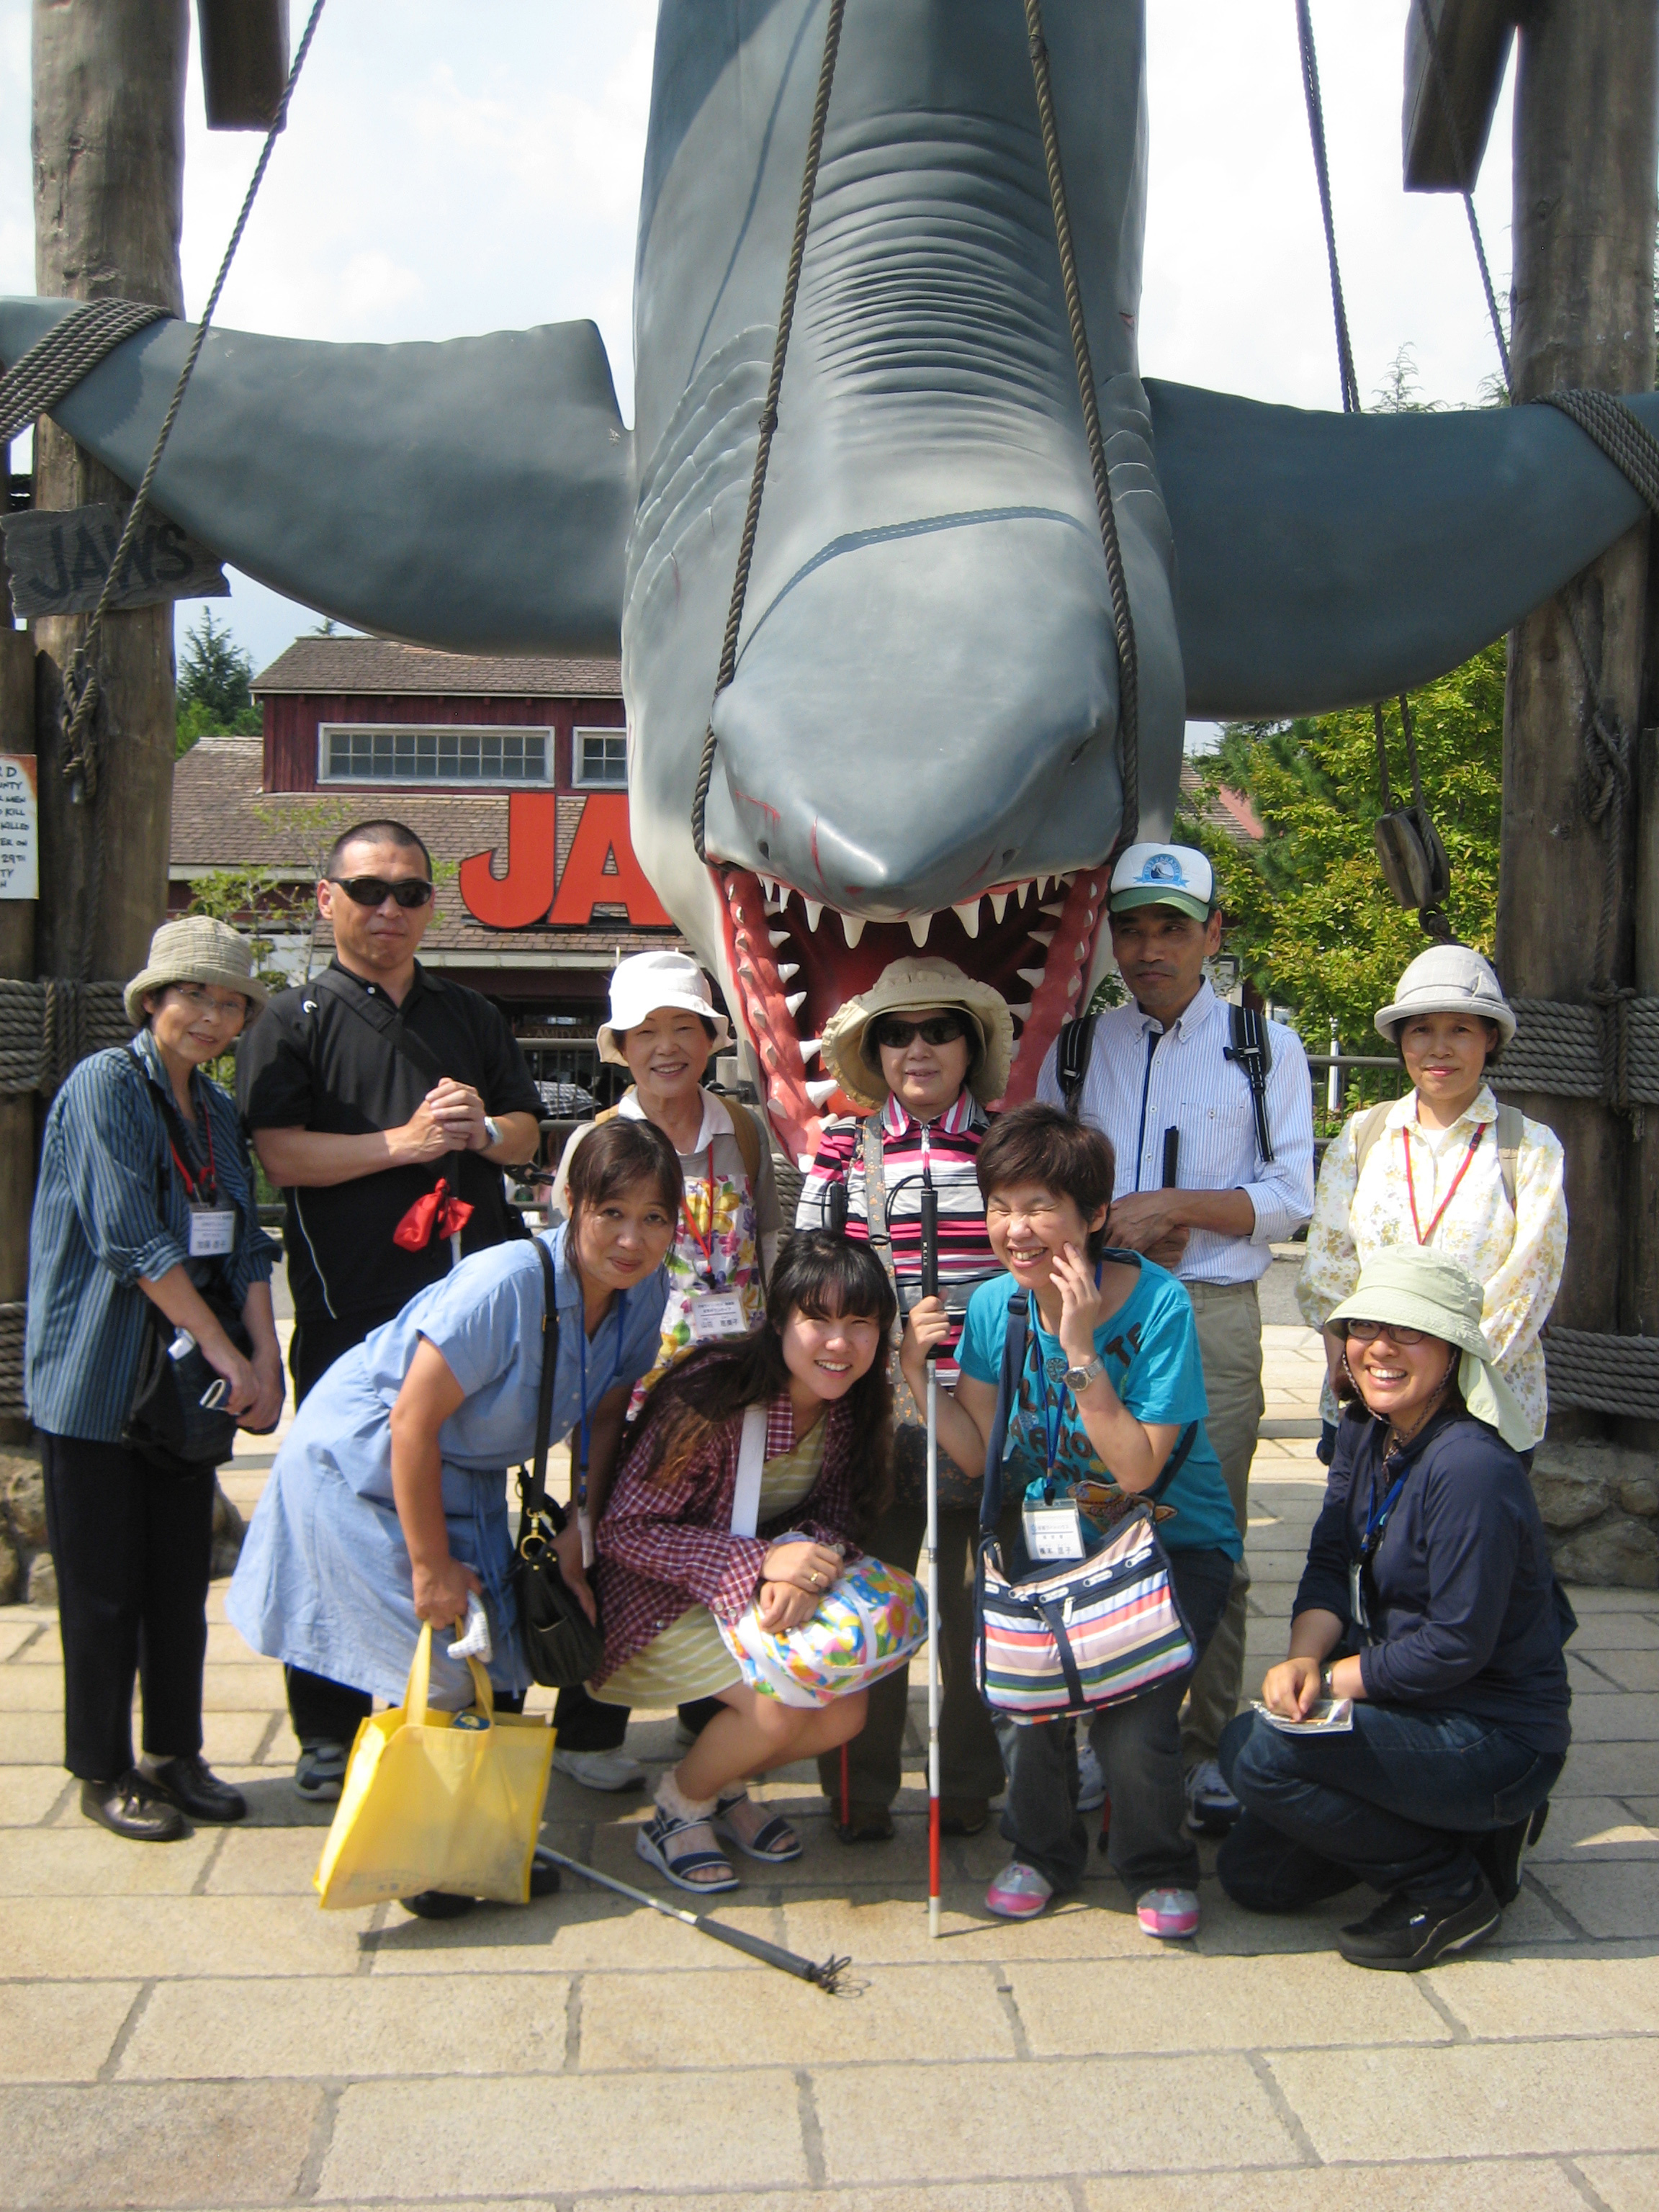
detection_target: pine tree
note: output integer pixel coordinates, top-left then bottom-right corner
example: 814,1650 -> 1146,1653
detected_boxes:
176,610 -> 261,754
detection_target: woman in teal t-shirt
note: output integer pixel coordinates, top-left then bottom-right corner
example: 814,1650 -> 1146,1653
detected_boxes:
903,1102 -> 1241,1940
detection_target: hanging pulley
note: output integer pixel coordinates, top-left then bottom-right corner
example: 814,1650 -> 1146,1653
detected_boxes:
1371,696 -> 1453,941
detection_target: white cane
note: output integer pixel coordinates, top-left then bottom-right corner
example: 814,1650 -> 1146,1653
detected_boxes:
920,1170 -> 942,1939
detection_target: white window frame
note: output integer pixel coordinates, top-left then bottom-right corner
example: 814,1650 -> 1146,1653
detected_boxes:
572,724 -> 629,788
317,722 -> 553,788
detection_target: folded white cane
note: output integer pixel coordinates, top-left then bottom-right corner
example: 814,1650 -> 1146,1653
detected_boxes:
920,1169 -> 942,1938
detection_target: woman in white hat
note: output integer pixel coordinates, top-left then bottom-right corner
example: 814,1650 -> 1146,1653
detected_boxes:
1218,1248 -> 1572,1973
796,956 -> 1015,1842
547,948 -> 781,1791
1298,945 -> 1565,1454
26,917 -> 282,1843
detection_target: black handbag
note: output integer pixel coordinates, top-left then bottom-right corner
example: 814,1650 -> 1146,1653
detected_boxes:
511,1239 -> 606,1687
123,1269 -> 252,1474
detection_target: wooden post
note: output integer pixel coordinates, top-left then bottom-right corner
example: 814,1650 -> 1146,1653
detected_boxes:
1495,0 -> 1658,1437
31,0 -> 187,986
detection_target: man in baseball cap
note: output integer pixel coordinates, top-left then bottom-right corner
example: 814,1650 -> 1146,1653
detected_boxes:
1036,839 -> 1314,1841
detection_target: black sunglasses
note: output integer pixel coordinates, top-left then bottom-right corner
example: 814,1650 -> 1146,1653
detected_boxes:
1343,1318 -> 1429,1346
870,1015 -> 969,1050
328,875 -> 435,910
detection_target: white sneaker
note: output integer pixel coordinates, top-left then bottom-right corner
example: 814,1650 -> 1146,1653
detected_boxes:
553,1746 -> 647,1792
1184,1756 -> 1240,1835
1076,1738 -> 1107,1813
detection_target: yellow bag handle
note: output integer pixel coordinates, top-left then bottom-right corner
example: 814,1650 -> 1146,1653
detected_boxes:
401,1621 -> 495,1730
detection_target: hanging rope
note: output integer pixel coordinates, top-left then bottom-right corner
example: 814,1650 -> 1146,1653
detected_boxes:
691,0 -> 846,866
58,0 -> 328,976
1294,0 -> 1360,416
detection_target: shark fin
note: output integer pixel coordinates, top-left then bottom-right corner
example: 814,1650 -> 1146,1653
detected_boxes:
0,297 -> 634,655
1148,377 -> 1659,720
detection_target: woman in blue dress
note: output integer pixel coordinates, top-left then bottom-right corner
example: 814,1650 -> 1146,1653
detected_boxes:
229,1117 -> 679,1912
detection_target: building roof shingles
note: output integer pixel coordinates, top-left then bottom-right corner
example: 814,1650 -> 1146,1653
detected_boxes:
252,638 -> 622,699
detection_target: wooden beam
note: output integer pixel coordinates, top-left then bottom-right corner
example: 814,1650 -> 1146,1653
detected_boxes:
197,0 -> 289,132
1403,0 -> 1516,192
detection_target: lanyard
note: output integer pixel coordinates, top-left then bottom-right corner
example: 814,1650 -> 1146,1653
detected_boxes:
139,1048 -> 220,1204
1361,1458 -> 1410,1558
1403,1122 -> 1483,1245
1026,1269 -> 1103,1488
678,1145 -> 722,1287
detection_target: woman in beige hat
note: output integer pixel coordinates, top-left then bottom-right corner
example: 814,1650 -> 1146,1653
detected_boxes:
796,956 -> 1014,1841
1219,1247 -> 1571,1973
1298,945 -> 1566,1454
26,917 -> 282,1843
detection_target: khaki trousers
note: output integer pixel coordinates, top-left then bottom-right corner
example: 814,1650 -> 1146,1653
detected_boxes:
1179,1279 -> 1265,1768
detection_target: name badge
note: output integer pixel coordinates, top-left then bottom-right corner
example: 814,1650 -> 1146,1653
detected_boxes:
1023,1500 -> 1087,1563
688,1289 -> 747,1341
187,1205 -> 237,1257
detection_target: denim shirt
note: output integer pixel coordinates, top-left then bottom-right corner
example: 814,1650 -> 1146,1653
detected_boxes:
26,1033 -> 278,1441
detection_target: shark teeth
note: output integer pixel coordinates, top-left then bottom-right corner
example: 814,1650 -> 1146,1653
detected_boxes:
1040,901 -> 1066,918
1028,928 -> 1055,948
784,990 -> 806,1016
801,899 -> 823,931
953,899 -> 981,938
989,892 -> 1009,924
799,1037 -> 822,1061
841,912 -> 866,948
1007,1002 -> 1032,1021
805,1077 -> 837,1105
907,912 -> 932,947
775,963 -> 799,983
768,928 -> 791,948
1017,967 -> 1047,989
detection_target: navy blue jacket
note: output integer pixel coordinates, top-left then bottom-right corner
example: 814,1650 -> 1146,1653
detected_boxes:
1297,1406 -> 1571,1756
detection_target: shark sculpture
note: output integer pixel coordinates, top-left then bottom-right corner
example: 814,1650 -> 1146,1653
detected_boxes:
6,0 -> 1658,1159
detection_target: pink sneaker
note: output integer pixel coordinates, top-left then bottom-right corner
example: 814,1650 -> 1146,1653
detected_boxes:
986,1861 -> 1054,1919
1137,1886 -> 1200,1939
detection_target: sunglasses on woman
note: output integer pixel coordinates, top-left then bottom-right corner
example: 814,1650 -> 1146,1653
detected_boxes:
328,875 -> 436,909
871,1015 -> 968,1050
1342,1318 -> 1429,1346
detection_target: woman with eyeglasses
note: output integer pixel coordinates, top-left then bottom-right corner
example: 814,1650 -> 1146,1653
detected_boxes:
796,957 -> 1015,1843
1218,1247 -> 1573,1974
26,919 -> 283,1843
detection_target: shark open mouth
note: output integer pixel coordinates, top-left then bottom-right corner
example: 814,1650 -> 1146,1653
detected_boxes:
714,863 -> 1110,1161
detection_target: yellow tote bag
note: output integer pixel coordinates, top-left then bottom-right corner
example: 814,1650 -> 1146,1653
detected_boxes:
315,1624 -> 554,1911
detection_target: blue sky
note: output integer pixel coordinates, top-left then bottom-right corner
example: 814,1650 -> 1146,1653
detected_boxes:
0,1 -> 1518,739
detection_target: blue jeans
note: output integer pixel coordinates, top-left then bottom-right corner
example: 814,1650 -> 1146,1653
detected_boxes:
999,1545 -> 1236,1894
1218,1703 -> 1563,1905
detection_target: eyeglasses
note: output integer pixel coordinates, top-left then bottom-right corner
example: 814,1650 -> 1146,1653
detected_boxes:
328,875 -> 435,909
1343,1318 -> 1429,1346
167,984 -> 248,1022
871,1015 -> 968,1051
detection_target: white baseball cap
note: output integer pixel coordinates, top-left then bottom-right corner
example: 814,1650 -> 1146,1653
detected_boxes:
597,950 -> 732,1064
1107,841 -> 1215,925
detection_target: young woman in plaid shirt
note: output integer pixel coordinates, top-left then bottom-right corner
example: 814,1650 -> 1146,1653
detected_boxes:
590,1235 -> 896,1894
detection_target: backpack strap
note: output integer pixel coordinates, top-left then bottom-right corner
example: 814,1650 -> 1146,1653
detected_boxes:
1056,1015 -> 1096,1118
727,1098 -> 763,1187
1351,1099 -> 1394,1179
729,1404 -> 768,1539
516,1238 -> 563,1529
1224,1004 -> 1275,1164
1494,1100 -> 1522,1215
979,1291 -> 1030,1536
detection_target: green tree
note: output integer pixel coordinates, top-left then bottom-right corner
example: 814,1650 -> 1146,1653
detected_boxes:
1179,644 -> 1505,1064
176,610 -> 261,755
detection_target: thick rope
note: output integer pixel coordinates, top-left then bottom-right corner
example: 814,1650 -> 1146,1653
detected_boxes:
0,1301 -> 23,1418
1025,0 -> 1141,853
1545,1328 -> 1659,1421
0,979 -> 132,1095
1295,0 -> 1360,415
0,300 -> 168,449
691,0 -> 846,866
59,0 -> 328,977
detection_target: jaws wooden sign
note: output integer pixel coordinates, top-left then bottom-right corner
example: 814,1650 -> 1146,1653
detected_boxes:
459,792 -> 671,931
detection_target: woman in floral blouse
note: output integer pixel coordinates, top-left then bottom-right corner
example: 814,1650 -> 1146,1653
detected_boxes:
1298,946 -> 1566,1453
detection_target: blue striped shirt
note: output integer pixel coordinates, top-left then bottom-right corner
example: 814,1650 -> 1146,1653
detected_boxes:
26,1033 -> 279,1441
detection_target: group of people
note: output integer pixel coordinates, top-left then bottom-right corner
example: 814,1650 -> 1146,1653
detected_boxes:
26,819 -> 1574,1972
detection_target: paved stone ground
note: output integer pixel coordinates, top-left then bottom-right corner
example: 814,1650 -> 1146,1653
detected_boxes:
3,1272 -> 1658,2210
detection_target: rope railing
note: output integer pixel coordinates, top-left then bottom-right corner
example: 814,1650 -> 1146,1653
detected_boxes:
0,1303 -> 22,1419
0,979 -> 132,1097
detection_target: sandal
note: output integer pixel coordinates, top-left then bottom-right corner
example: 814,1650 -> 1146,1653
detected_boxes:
713,1791 -> 804,1863
636,1804 -> 739,1895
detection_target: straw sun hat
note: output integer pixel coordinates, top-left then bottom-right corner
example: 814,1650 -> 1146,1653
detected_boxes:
123,917 -> 269,1028
1374,945 -> 1516,1046
1326,1248 -> 1532,1451
820,956 -> 1015,1112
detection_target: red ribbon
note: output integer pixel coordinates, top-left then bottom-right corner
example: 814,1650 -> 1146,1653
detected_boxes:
393,1177 -> 475,1251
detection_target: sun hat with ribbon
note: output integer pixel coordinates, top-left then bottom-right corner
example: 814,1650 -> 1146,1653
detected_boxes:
123,916 -> 269,1027
1325,1247 -> 1532,1451
819,956 -> 1015,1112
597,949 -> 732,1065
1373,944 -> 1516,1046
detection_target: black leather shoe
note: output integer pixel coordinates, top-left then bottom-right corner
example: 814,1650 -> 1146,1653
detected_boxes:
1336,1872 -> 1500,1972
80,1772 -> 190,1843
400,1887 -> 476,1920
142,1755 -> 247,1825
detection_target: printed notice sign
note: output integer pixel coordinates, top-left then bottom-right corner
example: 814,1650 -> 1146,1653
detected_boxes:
0,755 -> 39,900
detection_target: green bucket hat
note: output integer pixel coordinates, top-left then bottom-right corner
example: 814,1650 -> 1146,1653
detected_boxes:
1326,1248 -> 1532,1452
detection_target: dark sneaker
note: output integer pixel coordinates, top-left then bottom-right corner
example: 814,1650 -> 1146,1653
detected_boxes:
1474,1802 -> 1550,1907
1336,1874 -> 1501,1972
295,1741 -> 350,1802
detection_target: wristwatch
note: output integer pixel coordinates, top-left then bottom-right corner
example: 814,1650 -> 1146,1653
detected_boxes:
1319,1663 -> 1336,1699
482,1114 -> 503,1151
1063,1354 -> 1105,1394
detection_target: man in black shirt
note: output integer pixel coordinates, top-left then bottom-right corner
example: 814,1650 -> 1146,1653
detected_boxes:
238,819 -> 541,1795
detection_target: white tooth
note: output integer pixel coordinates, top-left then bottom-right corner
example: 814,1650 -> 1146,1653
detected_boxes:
805,1077 -> 837,1105
799,1037 -> 822,1061
802,899 -> 823,932
989,892 -> 1009,924
1058,871 -> 1076,885
776,963 -> 799,983
953,899 -> 982,938
1017,967 -> 1047,988
1038,876 -> 1052,899
760,876 -> 777,902
1040,901 -> 1066,918
908,912 -> 932,947
1014,879 -> 1034,904
769,929 -> 791,948
840,912 -> 866,948
784,991 -> 806,1016
1007,1002 -> 1033,1021
1028,928 -> 1055,948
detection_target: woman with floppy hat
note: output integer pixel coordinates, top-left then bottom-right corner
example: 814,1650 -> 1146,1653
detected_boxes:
1298,945 -> 1566,1455
548,948 -> 781,1790
26,918 -> 282,1842
1219,1247 -> 1573,1972
796,956 -> 1015,1841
